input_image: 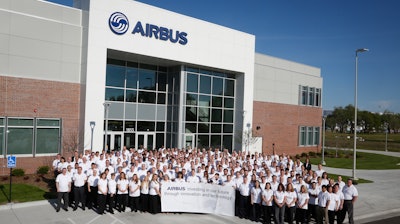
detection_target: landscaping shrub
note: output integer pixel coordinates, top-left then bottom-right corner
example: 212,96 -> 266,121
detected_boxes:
37,166 -> 50,175
11,168 -> 25,177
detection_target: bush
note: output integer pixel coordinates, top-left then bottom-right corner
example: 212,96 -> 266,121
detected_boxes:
309,151 -> 316,157
37,166 -> 50,175
12,168 -> 25,177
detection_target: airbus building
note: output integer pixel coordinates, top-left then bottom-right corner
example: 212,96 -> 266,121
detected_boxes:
0,0 -> 322,174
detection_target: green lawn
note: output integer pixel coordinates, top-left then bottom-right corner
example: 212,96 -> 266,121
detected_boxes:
309,150 -> 400,170
0,184 -> 50,204
325,173 -> 372,184
325,132 -> 400,152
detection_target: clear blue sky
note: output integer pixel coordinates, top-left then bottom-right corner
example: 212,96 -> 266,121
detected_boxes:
49,0 -> 400,113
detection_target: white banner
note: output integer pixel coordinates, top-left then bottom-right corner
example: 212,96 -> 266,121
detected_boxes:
161,182 -> 235,216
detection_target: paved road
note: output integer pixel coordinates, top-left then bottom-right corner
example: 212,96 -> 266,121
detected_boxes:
0,149 -> 399,224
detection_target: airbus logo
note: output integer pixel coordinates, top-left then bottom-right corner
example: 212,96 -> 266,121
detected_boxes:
108,12 -> 188,45
109,12 -> 129,35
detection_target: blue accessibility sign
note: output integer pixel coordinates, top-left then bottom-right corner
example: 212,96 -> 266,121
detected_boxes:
7,155 -> 16,168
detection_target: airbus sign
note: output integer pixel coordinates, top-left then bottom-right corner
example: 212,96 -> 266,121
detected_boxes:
109,12 -> 188,45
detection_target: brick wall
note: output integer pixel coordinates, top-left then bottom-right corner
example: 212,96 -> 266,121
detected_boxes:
253,101 -> 323,156
0,76 -> 81,175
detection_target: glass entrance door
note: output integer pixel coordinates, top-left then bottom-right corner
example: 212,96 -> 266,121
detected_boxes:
105,132 -> 124,151
185,134 -> 195,149
136,132 -> 155,150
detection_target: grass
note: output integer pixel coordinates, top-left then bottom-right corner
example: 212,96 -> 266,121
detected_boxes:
0,183 -> 49,204
325,173 -> 372,184
309,149 -> 400,170
325,132 -> 400,152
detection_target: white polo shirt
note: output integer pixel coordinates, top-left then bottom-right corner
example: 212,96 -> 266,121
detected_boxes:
342,184 -> 358,200
56,173 -> 71,192
73,172 -> 87,187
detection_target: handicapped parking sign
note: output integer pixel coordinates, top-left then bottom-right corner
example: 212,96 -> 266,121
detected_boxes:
7,155 -> 16,168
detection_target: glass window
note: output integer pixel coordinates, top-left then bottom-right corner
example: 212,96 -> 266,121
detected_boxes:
223,124 -> 233,133
211,109 -> 222,122
186,67 -> 199,73
137,121 -> 155,131
224,98 -> 234,108
212,96 -> 223,107
222,135 -> 233,151
0,118 -> 4,125
308,87 -> 315,106
314,127 -> 320,145
211,124 -> 221,133
307,127 -> 314,145
156,133 -> 164,149
36,128 -> 59,154
126,67 -> 138,89
107,120 -> 123,131
299,126 -> 306,146
186,94 -> 198,106
187,73 -> 198,93
106,65 -> 125,87
7,128 -> 33,154
185,107 -> 197,122
158,72 -> 167,91
126,90 -> 137,103
198,95 -> 210,107
301,86 -> 308,105
125,121 -> 136,131
199,75 -> 211,94
0,127 -> 4,155
198,107 -> 210,122
8,118 -> 33,126
315,88 -> 321,107
138,91 -> 156,104
157,93 -> 166,104
185,123 -> 197,133
224,79 -> 235,96
198,123 -> 209,133
139,69 -> 156,90
211,135 -> 221,148
105,88 -> 124,101
37,119 -> 59,126
212,77 -> 223,95
107,58 -> 125,66
156,122 -> 165,131
197,135 -> 209,148
224,110 -> 234,123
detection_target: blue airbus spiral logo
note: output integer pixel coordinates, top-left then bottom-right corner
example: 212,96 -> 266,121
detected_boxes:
109,12 -> 129,35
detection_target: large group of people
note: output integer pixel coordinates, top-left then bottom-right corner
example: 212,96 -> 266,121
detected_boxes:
54,146 -> 358,224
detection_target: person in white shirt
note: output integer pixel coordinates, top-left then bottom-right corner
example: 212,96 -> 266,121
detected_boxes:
273,183 -> 287,224
55,168 -> 71,212
52,154 -> 61,174
186,169 -> 200,183
250,180 -> 262,222
296,185 -> 310,224
327,185 -> 339,224
149,174 -> 161,214
117,172 -> 129,212
317,185 -> 330,224
128,174 -> 141,212
72,166 -> 87,211
308,181 -> 320,222
87,169 -> 99,209
140,175 -> 150,213
285,183 -> 297,224
315,164 -> 325,177
333,183 -> 345,224
261,182 -> 274,224
107,173 -> 117,214
341,179 -> 358,224
97,172 -> 108,214
238,175 -> 251,219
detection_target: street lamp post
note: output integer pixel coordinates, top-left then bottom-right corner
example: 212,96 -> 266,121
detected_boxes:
89,121 -> 95,151
385,122 -> 388,152
246,123 -> 251,155
321,116 -> 326,165
353,48 -> 369,180
103,103 -> 111,152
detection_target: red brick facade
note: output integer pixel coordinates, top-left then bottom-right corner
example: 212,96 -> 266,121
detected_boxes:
253,101 -> 323,156
0,76 -> 81,175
